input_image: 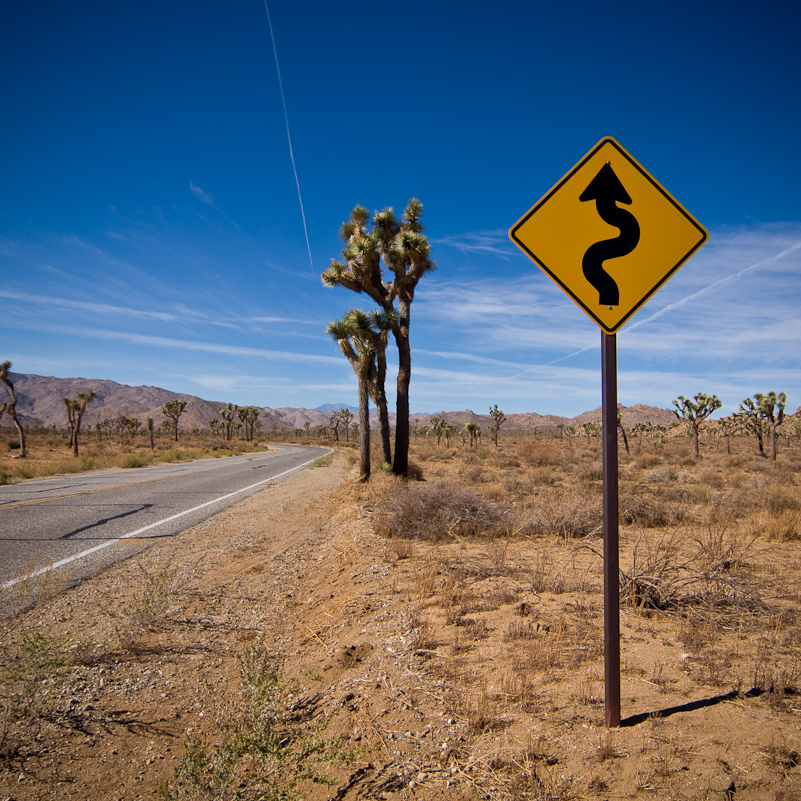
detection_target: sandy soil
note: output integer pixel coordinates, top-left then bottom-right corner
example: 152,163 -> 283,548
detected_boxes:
2,448 -> 801,801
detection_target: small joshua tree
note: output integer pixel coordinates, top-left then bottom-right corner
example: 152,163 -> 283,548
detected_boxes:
219,403 -> 238,442
716,415 -> 741,455
161,400 -> 188,442
0,361 -> 26,457
64,390 -> 96,456
672,393 -> 722,458
751,392 -> 786,461
338,408 -> 354,442
489,405 -> 506,446
737,397 -> 767,456
430,416 -> 446,446
237,407 -> 261,442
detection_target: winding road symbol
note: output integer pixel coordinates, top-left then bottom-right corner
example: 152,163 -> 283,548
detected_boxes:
579,162 -> 640,307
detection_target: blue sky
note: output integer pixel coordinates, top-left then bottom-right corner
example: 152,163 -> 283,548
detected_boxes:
2,1 -> 799,417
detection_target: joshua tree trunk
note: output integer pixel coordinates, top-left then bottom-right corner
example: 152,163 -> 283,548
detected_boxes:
618,422 -> 630,455
371,348 -> 392,465
392,301 -> 412,476
357,363 -> 371,482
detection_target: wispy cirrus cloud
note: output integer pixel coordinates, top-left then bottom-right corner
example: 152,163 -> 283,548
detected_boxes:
17,324 -> 345,367
189,180 -> 215,207
250,316 -> 320,325
0,289 -> 179,322
433,229 -> 516,256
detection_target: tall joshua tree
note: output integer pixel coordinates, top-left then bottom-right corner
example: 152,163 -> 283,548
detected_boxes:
0,361 -> 26,457
672,393 -> 722,458
64,391 -> 96,456
323,199 -> 435,476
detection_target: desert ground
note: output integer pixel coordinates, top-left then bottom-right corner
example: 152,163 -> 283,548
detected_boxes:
2,431 -> 801,800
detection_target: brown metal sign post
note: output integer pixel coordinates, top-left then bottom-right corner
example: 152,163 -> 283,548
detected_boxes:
602,332 -> 620,727
509,137 -> 708,728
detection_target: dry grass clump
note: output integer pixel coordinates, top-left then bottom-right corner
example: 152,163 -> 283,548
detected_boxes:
644,466 -> 677,483
619,526 -> 762,612
634,453 -> 663,470
759,509 -> 801,541
374,481 -> 509,542
575,460 -> 603,482
525,486 -> 602,539
620,487 -> 685,527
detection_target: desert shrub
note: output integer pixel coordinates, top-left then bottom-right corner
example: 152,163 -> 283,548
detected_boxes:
621,528 -> 763,612
757,510 -> 801,541
635,453 -> 663,470
689,483 -> 716,504
503,478 -> 531,498
529,467 -> 558,486
519,441 -> 563,468
461,464 -> 487,483
645,466 -> 677,483
160,643 -> 359,801
414,444 -> 436,462
526,486 -> 602,539
698,468 -> 726,490
102,563 -> 183,640
762,484 -> 801,516
575,461 -> 603,482
375,481 -> 508,542
0,468 -> 8,485
621,489 -> 684,527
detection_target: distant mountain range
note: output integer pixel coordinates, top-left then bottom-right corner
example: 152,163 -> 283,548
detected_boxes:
3,372 -> 679,433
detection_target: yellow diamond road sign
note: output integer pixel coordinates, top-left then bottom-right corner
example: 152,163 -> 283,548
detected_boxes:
509,137 -> 708,334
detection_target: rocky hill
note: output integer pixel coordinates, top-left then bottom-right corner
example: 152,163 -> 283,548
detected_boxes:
5,373 -> 291,433
414,403 -> 677,432
3,372 -> 677,434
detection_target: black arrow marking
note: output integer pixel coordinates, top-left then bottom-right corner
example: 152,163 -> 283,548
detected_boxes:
579,162 -> 640,306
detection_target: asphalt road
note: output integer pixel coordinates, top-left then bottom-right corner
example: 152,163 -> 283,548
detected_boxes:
0,444 -> 331,591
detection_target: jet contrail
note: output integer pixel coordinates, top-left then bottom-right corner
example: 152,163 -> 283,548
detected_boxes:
263,1 -> 314,272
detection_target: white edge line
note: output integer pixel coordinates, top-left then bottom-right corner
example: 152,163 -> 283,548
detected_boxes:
1,449 -> 332,590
